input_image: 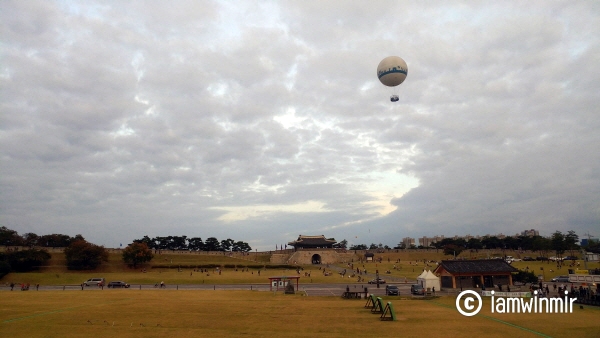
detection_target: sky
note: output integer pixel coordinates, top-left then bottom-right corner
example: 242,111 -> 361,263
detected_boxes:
1,1 -> 599,250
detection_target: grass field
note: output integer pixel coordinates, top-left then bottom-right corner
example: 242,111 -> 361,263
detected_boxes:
0,290 -> 598,337
2,249 -> 598,287
1,250 -> 599,337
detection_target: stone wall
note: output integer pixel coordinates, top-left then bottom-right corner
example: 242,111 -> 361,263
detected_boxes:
269,253 -> 290,264
268,250 -> 360,265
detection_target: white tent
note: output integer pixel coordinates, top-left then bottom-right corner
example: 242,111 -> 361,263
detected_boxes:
417,270 -> 441,291
416,270 -> 427,286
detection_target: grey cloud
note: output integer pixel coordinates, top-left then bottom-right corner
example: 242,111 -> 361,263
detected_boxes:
1,1 -> 598,249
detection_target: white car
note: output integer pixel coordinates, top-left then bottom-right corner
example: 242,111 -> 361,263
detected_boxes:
84,278 -> 105,286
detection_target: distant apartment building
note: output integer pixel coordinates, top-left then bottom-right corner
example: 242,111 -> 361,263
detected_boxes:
448,234 -> 481,242
418,235 -> 444,248
402,237 -> 416,248
462,234 -> 475,241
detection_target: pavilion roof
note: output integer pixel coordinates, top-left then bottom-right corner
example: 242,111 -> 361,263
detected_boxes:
288,235 -> 336,246
435,259 -> 518,274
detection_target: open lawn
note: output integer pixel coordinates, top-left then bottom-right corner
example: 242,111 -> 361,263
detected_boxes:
2,249 -> 598,287
2,250 -> 599,337
0,290 -> 598,337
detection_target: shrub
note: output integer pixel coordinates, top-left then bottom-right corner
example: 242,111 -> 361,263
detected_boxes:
0,260 -> 11,279
513,270 -> 538,284
64,240 -> 108,270
122,242 -> 154,268
1,249 -> 51,272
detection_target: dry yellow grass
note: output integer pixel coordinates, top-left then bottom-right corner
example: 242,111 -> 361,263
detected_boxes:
0,290 -> 598,337
4,248 -> 599,288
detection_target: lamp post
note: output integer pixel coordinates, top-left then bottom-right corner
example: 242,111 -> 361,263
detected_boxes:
581,248 -> 588,270
540,266 -> 545,281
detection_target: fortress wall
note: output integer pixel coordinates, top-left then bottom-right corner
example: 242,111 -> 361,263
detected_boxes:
270,250 -> 360,265
269,253 -> 290,264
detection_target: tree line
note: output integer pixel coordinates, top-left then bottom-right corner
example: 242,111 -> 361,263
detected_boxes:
347,230 -> 600,258
0,226 -> 252,253
431,231 -> 583,258
0,226 -> 252,275
132,235 -> 251,252
0,226 -> 84,247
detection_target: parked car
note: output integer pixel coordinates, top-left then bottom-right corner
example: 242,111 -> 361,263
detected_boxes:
551,276 -> 569,283
536,256 -> 549,261
84,278 -> 105,287
107,281 -> 130,288
385,285 -> 399,296
368,278 -> 386,284
563,256 -> 578,260
522,256 -> 535,261
410,284 -> 425,295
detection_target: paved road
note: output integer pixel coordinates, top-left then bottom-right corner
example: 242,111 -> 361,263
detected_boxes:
1,282 -> 416,297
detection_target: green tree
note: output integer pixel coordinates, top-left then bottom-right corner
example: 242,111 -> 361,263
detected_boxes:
170,236 -> 187,250
204,237 -> 221,251
133,235 -> 156,249
122,242 -> 154,268
220,238 -> 234,251
349,244 -> 367,250
443,244 -> 463,257
394,242 -> 406,250
22,232 -> 39,247
187,237 -> 204,251
1,249 -> 51,272
0,226 -> 23,246
481,236 -> 501,249
532,236 -> 552,262
467,238 -> 483,250
155,236 -> 170,250
551,231 -> 566,259
564,230 -> 579,257
232,241 -> 251,252
585,240 -> 600,254
39,233 -> 82,247
513,270 -> 538,284
0,260 -> 10,279
64,240 -> 108,270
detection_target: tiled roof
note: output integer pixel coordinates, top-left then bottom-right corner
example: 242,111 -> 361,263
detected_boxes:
288,235 -> 336,246
437,259 -> 518,274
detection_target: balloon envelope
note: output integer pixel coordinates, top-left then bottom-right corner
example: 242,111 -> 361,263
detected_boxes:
377,56 -> 408,87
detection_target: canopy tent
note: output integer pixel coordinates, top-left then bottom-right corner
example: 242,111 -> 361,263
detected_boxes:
417,270 -> 441,291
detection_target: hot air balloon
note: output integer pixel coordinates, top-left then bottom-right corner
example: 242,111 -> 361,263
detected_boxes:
377,56 -> 408,102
